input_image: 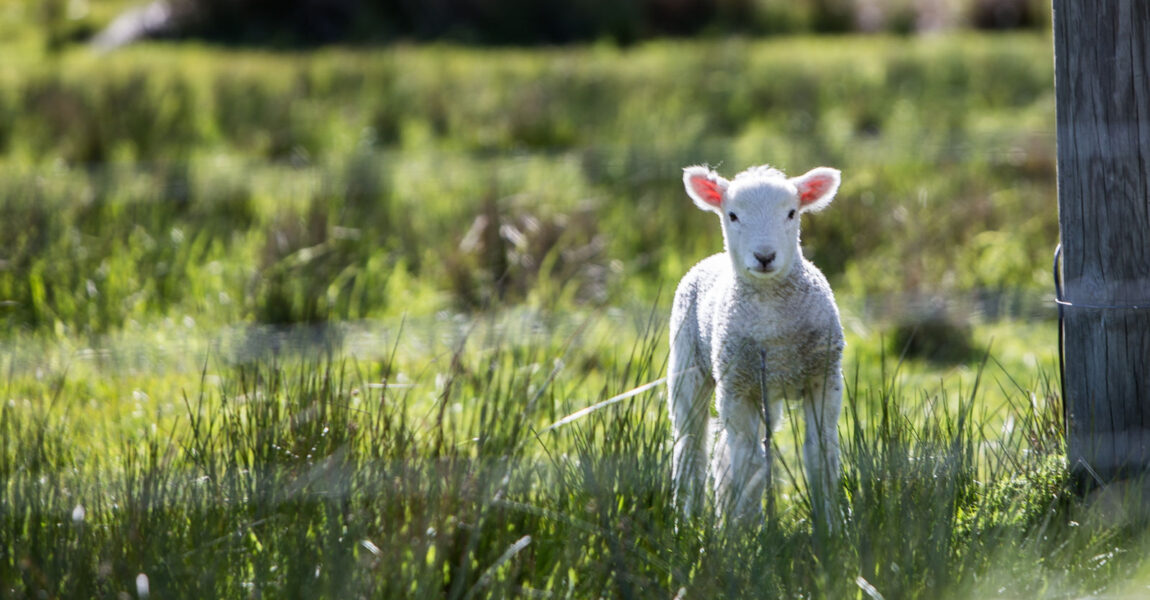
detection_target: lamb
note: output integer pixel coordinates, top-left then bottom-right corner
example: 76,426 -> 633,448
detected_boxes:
668,164 -> 845,524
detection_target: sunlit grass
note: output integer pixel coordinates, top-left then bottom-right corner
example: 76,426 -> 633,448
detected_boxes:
4,313 -> 1147,599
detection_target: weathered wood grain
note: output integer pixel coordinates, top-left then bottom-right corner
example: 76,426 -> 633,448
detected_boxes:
1054,0 -> 1150,487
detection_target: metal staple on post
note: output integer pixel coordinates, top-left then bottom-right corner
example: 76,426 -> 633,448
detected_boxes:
1054,244 -> 1066,428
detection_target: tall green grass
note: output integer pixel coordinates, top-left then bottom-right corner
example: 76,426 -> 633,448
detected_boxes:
3,319 -> 1143,599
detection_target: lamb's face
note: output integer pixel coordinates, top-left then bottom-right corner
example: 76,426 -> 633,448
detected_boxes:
683,164 -> 841,283
720,177 -> 802,281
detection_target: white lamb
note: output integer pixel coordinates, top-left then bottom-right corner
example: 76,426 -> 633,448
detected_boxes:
668,164 -> 845,523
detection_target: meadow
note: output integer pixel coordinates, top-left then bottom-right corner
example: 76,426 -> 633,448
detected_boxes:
4,24 -> 1147,598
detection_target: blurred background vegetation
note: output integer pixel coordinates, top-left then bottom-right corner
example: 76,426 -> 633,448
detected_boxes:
2,0 -> 1057,347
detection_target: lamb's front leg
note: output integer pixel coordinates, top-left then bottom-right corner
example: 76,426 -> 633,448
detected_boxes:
712,383 -> 767,520
803,368 -> 843,529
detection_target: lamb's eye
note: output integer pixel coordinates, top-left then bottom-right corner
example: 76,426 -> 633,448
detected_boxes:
728,212 -> 739,222
787,209 -> 796,220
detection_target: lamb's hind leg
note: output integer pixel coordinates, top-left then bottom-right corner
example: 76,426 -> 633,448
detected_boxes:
668,334 -> 712,519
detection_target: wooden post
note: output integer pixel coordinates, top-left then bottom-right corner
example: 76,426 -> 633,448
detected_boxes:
1053,0 -> 1150,488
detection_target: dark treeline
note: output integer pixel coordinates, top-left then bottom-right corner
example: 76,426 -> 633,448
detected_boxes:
94,0 -> 1049,47
176,0 -> 755,44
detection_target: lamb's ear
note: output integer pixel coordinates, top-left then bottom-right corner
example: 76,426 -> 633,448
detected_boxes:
791,167 -> 841,213
683,166 -> 729,212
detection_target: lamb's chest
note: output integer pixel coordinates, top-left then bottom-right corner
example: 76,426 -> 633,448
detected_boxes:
712,320 -> 836,399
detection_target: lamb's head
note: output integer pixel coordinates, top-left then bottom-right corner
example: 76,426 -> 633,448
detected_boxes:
683,164 -> 841,283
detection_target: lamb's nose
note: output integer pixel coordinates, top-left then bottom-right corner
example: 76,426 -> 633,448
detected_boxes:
754,251 -> 776,270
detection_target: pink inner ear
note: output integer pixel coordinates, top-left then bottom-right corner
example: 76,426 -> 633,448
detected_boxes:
798,176 -> 834,206
689,176 -> 724,207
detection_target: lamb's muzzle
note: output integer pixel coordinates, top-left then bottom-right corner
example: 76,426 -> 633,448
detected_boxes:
751,250 -> 776,273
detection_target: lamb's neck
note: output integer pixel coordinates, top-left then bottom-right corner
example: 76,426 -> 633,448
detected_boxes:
732,261 -> 806,304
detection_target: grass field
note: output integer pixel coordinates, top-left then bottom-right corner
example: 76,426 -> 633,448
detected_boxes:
4,25 -> 1148,599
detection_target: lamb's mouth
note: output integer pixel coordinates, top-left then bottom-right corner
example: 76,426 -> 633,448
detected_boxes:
746,264 -> 779,278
